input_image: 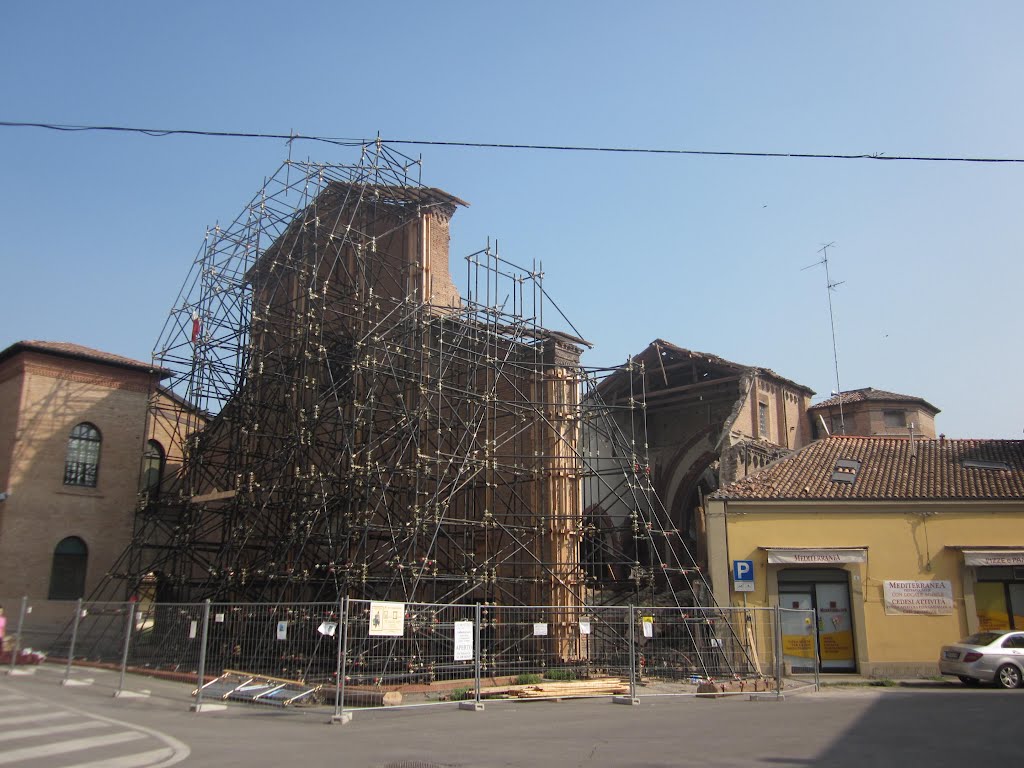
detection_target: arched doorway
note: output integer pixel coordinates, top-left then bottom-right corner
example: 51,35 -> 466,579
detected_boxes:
48,536 -> 88,599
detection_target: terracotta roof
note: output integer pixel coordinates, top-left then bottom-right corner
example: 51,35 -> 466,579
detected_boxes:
809,387 -> 939,414
712,436 -> 1024,501
0,340 -> 168,377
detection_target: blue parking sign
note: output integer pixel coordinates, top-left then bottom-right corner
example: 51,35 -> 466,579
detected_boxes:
733,560 -> 754,592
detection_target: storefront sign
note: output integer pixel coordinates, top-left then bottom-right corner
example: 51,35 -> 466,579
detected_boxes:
765,548 -> 867,565
882,580 -> 954,615
369,601 -> 405,636
962,550 -> 1024,567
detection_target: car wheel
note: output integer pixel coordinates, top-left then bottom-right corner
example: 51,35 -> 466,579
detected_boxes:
957,676 -> 981,686
995,664 -> 1022,690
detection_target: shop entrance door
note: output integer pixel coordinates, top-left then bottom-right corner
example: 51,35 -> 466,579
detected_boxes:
779,591 -> 816,673
779,569 -> 857,673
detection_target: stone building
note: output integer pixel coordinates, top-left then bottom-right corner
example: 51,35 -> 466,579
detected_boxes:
584,340 -> 815,582
808,387 -> 940,439
0,341 -> 167,599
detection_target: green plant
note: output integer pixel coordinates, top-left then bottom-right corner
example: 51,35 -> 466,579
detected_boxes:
449,686 -> 473,701
514,673 -> 542,685
869,678 -> 897,687
543,669 -> 577,681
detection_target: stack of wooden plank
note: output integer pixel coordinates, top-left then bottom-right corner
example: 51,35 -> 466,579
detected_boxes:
508,677 -> 628,699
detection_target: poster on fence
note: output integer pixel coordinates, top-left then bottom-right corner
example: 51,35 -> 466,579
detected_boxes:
883,580 -> 954,615
276,621 -> 288,640
642,616 -> 654,638
454,620 -> 474,661
369,601 -> 405,636
533,623 -> 548,636
189,620 -> 197,639
317,621 -> 337,637
579,620 -> 591,635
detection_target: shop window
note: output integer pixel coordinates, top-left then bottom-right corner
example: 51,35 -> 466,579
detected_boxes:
976,568 -> 1024,630
48,536 -> 88,600
64,422 -> 101,487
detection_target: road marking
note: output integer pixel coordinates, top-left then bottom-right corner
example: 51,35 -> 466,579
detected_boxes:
0,718 -> 110,742
0,682 -> 190,767
0,710 -> 76,726
64,747 -> 176,768
0,731 -> 147,765
0,701 -> 47,714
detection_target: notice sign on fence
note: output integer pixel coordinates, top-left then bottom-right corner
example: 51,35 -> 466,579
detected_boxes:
883,580 -> 954,615
579,620 -> 591,635
369,601 -> 405,636
533,623 -> 548,636
454,620 -> 474,661
276,621 -> 288,640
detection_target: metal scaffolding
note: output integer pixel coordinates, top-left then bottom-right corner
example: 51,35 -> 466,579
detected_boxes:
109,142 -> 713,622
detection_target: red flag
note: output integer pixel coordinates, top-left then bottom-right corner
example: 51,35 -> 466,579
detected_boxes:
191,312 -> 201,344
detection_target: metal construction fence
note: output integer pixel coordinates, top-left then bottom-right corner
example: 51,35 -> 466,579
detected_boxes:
0,595 -> 820,714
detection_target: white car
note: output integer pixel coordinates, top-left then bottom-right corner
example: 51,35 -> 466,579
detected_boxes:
939,630 -> 1024,689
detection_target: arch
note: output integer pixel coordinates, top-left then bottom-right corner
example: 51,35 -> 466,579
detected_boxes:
48,536 -> 89,599
64,422 -> 101,487
140,439 -> 165,495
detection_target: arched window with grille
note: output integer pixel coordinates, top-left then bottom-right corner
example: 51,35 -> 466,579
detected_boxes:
48,536 -> 88,599
64,422 -> 101,487
140,439 -> 165,495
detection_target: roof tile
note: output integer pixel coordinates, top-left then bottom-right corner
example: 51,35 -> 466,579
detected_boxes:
712,436 -> 1024,501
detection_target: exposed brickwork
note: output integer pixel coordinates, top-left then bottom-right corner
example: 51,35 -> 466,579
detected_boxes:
0,345 -> 162,597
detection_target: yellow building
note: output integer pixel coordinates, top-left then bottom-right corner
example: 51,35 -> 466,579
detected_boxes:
707,436 -> 1024,677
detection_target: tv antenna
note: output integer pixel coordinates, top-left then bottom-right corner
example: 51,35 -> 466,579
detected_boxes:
802,242 -> 846,434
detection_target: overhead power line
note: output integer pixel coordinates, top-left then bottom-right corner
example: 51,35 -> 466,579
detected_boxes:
2,120 -> 1023,164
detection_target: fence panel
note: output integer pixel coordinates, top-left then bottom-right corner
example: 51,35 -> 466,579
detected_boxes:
0,594 -> 818,709
341,599 -> 478,707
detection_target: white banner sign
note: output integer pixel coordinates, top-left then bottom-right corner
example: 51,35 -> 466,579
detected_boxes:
962,550 -> 1024,567
533,623 -> 548,636
369,601 -> 405,636
883,580 -> 954,615
766,548 -> 867,565
453,620 -> 474,661
578,620 -> 591,636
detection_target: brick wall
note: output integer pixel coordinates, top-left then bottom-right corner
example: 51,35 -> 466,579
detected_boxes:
0,351 -> 156,598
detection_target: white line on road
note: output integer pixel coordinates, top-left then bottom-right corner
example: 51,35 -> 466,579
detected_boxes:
0,718 -> 110,742
0,701 -> 47,714
0,682 -> 190,767
0,731 -> 147,765
63,747 -> 176,768
0,710 -> 75,726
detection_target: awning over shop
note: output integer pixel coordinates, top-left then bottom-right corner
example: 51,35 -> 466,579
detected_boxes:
957,548 -> 1024,567
762,547 -> 867,565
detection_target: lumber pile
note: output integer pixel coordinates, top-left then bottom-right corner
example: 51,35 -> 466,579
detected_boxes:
506,677 -> 628,699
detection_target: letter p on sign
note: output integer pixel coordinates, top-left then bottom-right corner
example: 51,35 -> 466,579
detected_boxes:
733,559 -> 755,592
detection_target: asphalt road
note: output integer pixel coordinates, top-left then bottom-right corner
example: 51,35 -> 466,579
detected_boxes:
1,666 -> 1019,767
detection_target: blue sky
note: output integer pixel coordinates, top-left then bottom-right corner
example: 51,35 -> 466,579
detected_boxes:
2,2 -> 1022,438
